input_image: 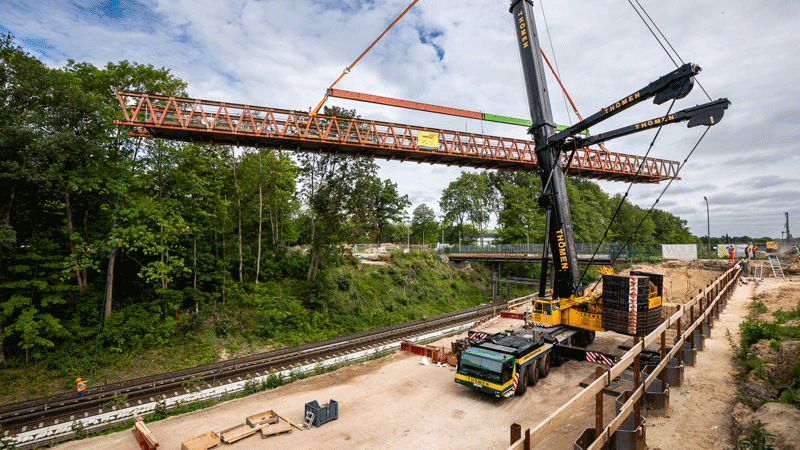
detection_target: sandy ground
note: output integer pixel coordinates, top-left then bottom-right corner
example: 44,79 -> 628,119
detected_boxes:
56,262 -> 793,450
645,274 -> 755,449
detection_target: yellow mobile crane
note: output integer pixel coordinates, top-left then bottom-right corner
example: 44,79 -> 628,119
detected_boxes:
454,0 -> 730,397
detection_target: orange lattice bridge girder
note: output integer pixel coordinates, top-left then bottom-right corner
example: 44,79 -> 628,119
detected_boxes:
113,91 -> 679,183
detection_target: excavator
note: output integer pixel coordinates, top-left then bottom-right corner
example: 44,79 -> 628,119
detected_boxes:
454,0 -> 730,397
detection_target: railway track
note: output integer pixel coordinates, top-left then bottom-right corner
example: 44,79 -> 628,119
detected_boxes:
1,299 -> 515,448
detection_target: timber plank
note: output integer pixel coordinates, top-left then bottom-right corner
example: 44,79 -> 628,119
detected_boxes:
278,415 -> 308,431
260,421 -> 292,438
220,423 -> 263,443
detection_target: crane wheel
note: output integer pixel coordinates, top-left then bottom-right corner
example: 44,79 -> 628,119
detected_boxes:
516,367 -> 528,395
539,354 -> 551,377
528,361 -> 539,386
578,330 -> 594,347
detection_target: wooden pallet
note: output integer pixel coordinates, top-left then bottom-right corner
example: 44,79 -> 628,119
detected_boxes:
181,431 -> 220,450
246,410 -> 278,427
260,421 -> 292,439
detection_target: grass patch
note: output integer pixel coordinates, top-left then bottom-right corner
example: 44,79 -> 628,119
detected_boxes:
752,297 -> 768,314
729,296 -> 800,409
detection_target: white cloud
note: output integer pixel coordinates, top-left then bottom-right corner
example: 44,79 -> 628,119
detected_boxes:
2,0 -> 798,239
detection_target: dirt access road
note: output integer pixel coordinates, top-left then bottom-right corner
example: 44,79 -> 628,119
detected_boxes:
58,261 -> 787,450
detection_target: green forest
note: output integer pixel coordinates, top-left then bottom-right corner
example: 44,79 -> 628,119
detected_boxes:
1,34 -> 708,400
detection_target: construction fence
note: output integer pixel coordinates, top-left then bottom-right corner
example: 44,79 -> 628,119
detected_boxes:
352,242 -> 704,261
504,262 -> 742,450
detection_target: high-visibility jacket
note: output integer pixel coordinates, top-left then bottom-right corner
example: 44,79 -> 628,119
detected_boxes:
77,379 -> 85,392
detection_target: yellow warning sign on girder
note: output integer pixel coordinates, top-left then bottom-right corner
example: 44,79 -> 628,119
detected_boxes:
418,131 -> 439,149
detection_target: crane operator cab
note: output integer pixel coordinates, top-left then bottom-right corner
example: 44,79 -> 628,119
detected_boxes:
455,347 -> 516,397
531,299 -> 561,326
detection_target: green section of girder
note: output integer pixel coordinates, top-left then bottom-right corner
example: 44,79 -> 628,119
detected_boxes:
481,113 -> 587,135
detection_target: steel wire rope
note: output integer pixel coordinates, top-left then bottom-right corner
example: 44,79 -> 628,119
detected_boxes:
538,0 -> 572,127
627,0 -> 677,67
587,126 -> 711,292
89,141 -> 132,389
309,0 -> 419,117
677,182 -> 702,224
627,0 -> 713,102
571,80 -> 688,291
609,126 -> 710,264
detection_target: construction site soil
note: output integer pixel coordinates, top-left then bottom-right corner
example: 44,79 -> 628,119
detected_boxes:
57,260 -> 800,450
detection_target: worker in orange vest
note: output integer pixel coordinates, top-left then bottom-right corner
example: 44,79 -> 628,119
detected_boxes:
728,245 -> 735,262
752,245 -> 758,260
76,377 -> 86,397
745,244 -> 751,259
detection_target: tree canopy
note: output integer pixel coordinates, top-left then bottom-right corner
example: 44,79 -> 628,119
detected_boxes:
0,33 -> 702,373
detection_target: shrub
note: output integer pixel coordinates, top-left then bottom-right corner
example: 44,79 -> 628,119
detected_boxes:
730,420 -> 775,450
739,318 -> 781,349
71,420 -> 87,440
152,400 -> 168,420
772,300 -> 800,324
242,376 -> 262,395
0,434 -> 14,450
255,319 -> 274,339
265,373 -> 284,389
99,304 -> 179,353
336,275 -> 350,291
214,316 -> 231,338
183,312 -> 205,332
752,298 -> 768,314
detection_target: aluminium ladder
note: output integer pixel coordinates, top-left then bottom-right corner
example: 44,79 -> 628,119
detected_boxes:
753,264 -> 762,281
768,255 -> 785,279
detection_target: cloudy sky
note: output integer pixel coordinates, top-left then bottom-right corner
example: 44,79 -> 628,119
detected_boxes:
2,0 -> 798,240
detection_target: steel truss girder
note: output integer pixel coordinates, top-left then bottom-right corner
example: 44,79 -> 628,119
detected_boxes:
114,91 -> 679,183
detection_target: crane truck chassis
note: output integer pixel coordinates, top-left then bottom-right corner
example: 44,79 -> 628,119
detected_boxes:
454,271 -> 661,397
454,325 -> 605,397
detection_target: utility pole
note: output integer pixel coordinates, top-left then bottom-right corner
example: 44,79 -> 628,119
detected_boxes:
704,196 -> 711,259
785,212 -> 793,242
